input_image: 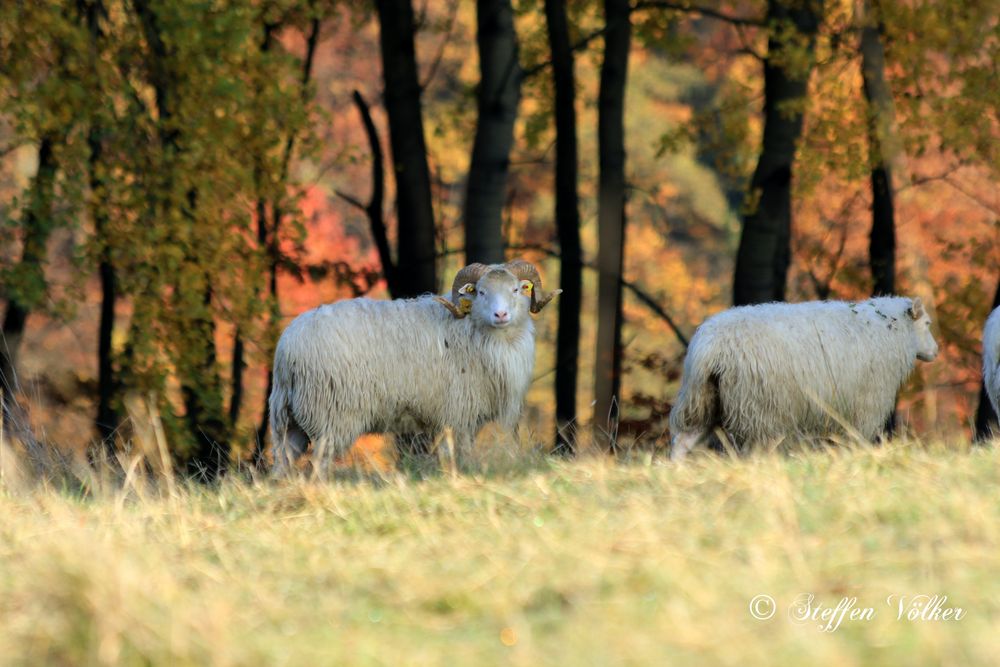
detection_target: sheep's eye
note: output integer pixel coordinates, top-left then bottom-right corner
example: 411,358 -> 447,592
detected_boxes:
478,290 -> 485,296
512,288 -> 518,294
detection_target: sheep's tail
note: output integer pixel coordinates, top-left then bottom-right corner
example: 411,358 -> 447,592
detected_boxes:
268,380 -> 298,475
669,339 -> 720,436
269,382 -> 288,449
985,310 -> 1000,413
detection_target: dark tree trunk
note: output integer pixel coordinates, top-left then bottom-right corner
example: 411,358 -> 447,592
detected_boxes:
859,0 -> 897,435
351,90 -> 395,295
0,135 -> 60,428
254,250 -> 280,466
135,0 -> 229,478
732,0 -> 822,306
464,0 -> 522,265
177,237 -> 228,470
254,17 -> 320,467
860,0 -> 895,297
868,163 -> 894,295
975,278 -> 1000,442
91,128 -> 118,446
95,236 -> 117,443
593,0 -> 631,453
228,331 -> 244,428
181,285 -> 229,480
230,21 -> 276,437
544,0 -> 582,455
375,0 -> 438,296
254,301 -> 276,469
80,0 -> 119,447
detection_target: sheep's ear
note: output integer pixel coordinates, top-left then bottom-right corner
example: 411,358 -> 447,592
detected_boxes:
459,283 -> 476,295
519,279 -> 533,296
908,297 -> 925,320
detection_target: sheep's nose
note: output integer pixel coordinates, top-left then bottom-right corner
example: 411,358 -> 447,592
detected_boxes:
494,310 -> 509,321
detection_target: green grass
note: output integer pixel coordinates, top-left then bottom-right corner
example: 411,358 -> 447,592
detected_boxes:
2,440 -> 999,666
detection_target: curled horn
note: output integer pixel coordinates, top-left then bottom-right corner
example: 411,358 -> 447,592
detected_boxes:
506,259 -> 562,313
434,263 -> 490,318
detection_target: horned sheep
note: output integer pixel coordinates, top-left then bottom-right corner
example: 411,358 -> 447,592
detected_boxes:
669,296 -> 939,460
984,305 -> 1000,425
268,260 -> 560,475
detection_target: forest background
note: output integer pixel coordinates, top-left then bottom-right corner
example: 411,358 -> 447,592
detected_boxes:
0,0 -> 997,477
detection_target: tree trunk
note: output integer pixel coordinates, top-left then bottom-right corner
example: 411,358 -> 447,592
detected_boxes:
135,0 -> 229,478
80,0 -> 119,447
230,22 -> 275,436
732,0 -> 822,306
593,0 -> 631,453
351,90 -> 395,294
254,264 -> 278,467
974,278 -> 1000,442
95,236 -> 117,444
253,17 -> 320,467
90,126 -> 118,446
228,331 -> 245,428
375,0 -> 438,296
0,135 -> 60,429
860,0 -> 895,297
859,0 -> 897,435
544,0 -> 583,455
464,0 -> 522,265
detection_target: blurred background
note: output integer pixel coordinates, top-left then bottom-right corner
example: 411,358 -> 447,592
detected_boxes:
0,0 -> 996,476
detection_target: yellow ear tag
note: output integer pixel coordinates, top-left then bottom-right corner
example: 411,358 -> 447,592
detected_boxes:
521,282 -> 533,295
459,297 -> 472,313
459,283 -> 476,295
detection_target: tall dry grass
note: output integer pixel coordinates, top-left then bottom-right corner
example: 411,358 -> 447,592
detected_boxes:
2,423 -> 999,665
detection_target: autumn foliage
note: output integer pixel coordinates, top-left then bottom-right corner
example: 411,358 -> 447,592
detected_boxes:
0,0 -> 996,472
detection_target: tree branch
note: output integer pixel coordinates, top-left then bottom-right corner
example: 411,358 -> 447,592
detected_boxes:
524,2 -> 763,79
507,243 -> 689,348
524,25 -> 608,79
333,190 -> 366,212
419,0 -> 460,91
632,1 -> 763,27
342,90 -> 395,295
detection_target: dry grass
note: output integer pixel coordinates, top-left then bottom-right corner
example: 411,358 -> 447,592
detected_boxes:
1,438 -> 999,666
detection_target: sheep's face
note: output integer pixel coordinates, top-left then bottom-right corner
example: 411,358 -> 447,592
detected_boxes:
908,298 -> 939,362
467,269 -> 532,329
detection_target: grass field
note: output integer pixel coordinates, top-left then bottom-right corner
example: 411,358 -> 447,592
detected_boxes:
2,439 -> 999,666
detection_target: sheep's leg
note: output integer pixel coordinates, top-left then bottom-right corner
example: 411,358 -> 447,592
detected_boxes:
311,426 -> 362,480
271,422 -> 310,478
451,429 -> 477,471
395,432 -> 434,459
670,431 -> 704,462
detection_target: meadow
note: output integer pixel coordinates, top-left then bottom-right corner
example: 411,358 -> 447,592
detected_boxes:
2,438 -> 999,666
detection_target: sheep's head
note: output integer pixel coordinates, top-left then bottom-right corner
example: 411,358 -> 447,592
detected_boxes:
435,260 -> 561,328
907,297 -> 939,361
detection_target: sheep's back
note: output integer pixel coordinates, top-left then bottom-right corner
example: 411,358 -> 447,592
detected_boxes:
273,297 -> 534,438
695,299 -> 916,443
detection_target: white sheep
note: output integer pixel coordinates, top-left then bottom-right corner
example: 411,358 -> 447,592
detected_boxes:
669,296 -> 938,460
984,305 -> 1000,423
268,260 -> 560,475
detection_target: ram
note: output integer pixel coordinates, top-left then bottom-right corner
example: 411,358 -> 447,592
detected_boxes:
669,297 -> 939,460
268,260 -> 560,475
984,305 -> 1000,426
